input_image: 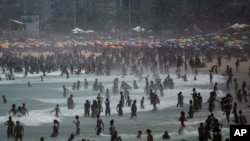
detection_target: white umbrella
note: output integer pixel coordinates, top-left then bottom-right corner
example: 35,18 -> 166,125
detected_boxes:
85,30 -> 95,33
72,27 -> 84,33
132,26 -> 145,32
229,23 -> 250,29
238,24 -> 250,28
229,23 -> 240,29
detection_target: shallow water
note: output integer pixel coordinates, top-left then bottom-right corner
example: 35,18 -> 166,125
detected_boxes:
0,70 -> 229,141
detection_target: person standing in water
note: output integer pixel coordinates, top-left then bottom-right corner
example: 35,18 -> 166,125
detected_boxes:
40,75 -> 43,81
50,104 -> 62,117
130,100 -> 137,119
95,115 -> 104,135
73,115 -> 80,136
111,130 -> 122,141
179,111 -> 187,135
63,85 -> 69,97
4,116 -> 15,138
146,129 -> 153,141
105,98 -> 111,116
13,121 -> 24,141
27,81 -> 31,87
162,130 -> 170,139
109,119 -> 115,136
140,96 -> 145,109
176,92 -> 184,107
187,100 -> 195,118
68,133 -> 75,141
84,79 -> 88,89
137,130 -> 142,138
116,100 -> 123,116
51,119 -> 59,137
84,100 -> 90,117
2,95 -> 7,103
198,122 -> 205,141
67,94 -> 75,109
20,103 -> 29,116
9,104 -> 18,116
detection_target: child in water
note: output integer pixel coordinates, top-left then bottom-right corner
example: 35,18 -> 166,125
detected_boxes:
178,111 -> 187,135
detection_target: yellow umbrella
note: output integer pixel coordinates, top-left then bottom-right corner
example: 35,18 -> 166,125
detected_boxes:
0,41 -> 9,48
234,40 -> 242,44
56,42 -> 63,48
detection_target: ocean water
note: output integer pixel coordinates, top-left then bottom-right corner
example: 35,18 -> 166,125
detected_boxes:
0,70 -> 229,141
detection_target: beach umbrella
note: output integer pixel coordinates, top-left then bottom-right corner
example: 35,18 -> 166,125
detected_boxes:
229,23 -> 250,30
56,42 -> 63,48
238,24 -> 250,28
79,37 -> 84,40
211,35 -> 220,40
194,47 -> 201,51
10,42 -> 17,47
241,36 -> 248,40
85,30 -> 95,33
234,40 -> 242,44
229,23 -> 241,29
72,27 -> 84,33
219,47 -> 224,51
179,45 -> 185,48
1,43 -> 8,48
185,38 -> 192,43
221,37 -> 229,40
18,44 -> 24,48
198,37 -> 205,41
132,26 -> 145,32
203,41 -> 209,45
160,42 -> 168,47
147,45 -> 154,48
25,44 -> 31,48
225,41 -> 234,47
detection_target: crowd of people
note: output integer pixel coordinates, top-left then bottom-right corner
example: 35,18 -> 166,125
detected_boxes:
1,34 -> 250,141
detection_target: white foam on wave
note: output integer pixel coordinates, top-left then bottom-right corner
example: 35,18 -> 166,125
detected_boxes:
0,108 -> 62,126
0,70 -> 225,85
